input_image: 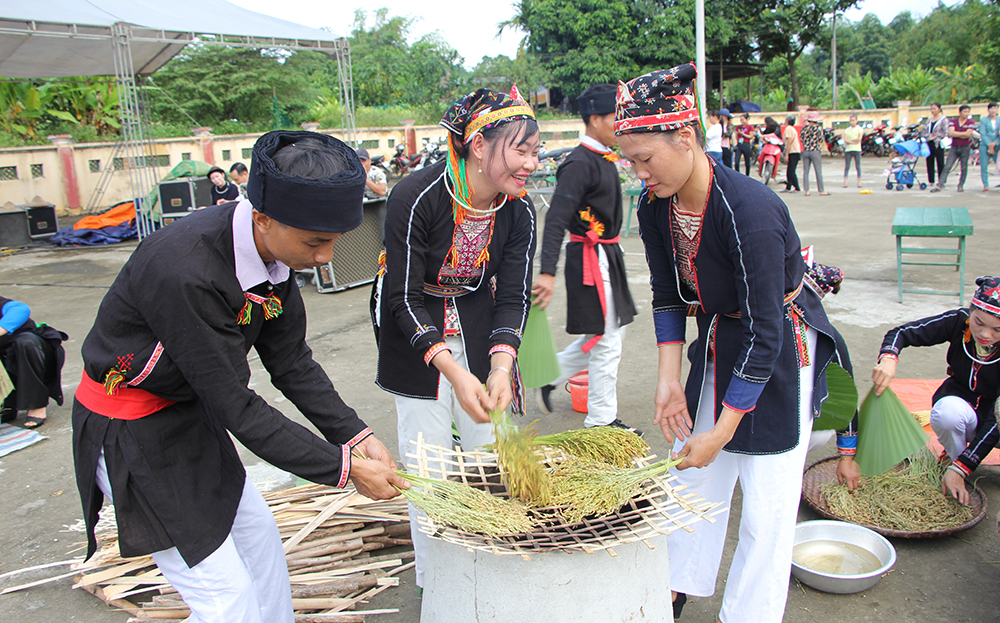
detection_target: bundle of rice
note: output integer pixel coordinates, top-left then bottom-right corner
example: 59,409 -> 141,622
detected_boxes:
396,472 -> 535,537
855,386 -> 928,477
490,407 -> 552,505
823,447 -> 975,532
550,457 -> 684,523
534,427 -> 650,468
813,362 -> 858,431
517,301 -> 561,388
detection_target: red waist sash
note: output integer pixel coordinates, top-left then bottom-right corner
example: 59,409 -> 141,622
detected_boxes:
75,370 -> 178,420
569,232 -> 621,353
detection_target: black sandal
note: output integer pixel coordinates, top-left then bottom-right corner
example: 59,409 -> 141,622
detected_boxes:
673,592 -> 687,619
22,416 -> 46,429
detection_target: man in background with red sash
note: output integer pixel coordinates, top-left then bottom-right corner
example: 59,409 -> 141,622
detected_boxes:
532,84 -> 638,431
72,131 -> 406,623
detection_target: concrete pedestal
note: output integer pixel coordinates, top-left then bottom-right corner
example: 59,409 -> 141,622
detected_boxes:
421,536 -> 672,622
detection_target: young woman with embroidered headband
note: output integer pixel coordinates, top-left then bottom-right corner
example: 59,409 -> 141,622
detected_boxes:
872,276 -> 1000,505
615,62 -> 854,623
371,86 -> 539,588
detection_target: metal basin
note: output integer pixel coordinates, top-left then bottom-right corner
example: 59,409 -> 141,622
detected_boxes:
791,520 -> 896,594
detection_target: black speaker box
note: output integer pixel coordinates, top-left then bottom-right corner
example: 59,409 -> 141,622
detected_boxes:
191,178 -> 214,208
0,210 -> 30,247
26,204 -> 58,238
159,179 -> 196,215
314,199 -> 385,292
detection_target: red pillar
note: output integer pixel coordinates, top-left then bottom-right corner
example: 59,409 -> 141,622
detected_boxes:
402,120 -> 417,157
192,127 -> 214,165
47,134 -> 81,213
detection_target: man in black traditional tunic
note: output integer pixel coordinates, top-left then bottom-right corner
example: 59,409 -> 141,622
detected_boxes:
72,131 -> 406,623
532,84 -> 638,429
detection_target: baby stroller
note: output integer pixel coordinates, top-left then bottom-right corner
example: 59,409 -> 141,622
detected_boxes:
885,138 -> 930,191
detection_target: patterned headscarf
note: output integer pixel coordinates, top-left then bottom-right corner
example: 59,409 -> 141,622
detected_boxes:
972,276 -> 1000,317
615,63 -> 702,136
440,86 -> 535,144
439,86 -> 535,224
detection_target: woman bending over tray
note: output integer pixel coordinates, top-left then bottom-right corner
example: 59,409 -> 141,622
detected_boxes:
872,276 -> 1000,506
371,86 -> 538,588
616,62 -> 851,623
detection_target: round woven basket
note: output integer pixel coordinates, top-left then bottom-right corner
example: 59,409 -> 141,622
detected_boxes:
801,456 -> 988,538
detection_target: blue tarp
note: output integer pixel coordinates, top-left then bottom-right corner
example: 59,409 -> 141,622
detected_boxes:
48,221 -> 137,246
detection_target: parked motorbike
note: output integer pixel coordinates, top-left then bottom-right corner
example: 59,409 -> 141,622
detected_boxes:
371,154 -> 392,178
389,143 -> 422,177
413,139 -> 447,171
862,124 -> 889,157
823,128 -> 844,156
757,133 -> 784,186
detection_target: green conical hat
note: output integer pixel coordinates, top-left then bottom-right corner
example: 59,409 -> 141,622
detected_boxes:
855,386 -> 929,477
517,301 -> 561,388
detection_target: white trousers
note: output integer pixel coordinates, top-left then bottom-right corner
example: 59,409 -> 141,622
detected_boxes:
667,327 -> 817,623
96,452 -> 293,623
930,395 -> 979,460
551,245 -> 626,427
395,336 -> 495,587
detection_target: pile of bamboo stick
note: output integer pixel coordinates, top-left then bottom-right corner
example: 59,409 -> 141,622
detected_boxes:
4,483 -> 413,622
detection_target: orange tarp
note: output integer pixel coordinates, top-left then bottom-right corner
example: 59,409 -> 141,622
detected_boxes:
888,378 -> 1000,465
72,202 -> 135,230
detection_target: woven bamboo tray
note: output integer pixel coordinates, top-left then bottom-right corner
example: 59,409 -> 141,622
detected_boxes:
403,434 -> 726,557
801,456 -> 988,538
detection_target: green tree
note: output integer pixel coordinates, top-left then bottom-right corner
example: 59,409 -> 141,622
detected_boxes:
891,0 -> 992,70
147,44 -> 318,128
752,0 -> 861,107
500,0 -> 750,102
348,9 -> 464,107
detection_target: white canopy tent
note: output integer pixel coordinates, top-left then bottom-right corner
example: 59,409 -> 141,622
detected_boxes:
0,1 -> 356,220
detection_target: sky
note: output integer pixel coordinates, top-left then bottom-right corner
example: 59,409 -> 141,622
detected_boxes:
238,0 -> 961,69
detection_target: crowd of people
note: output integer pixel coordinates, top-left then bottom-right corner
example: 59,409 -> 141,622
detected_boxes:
705,101 -> 1000,195
4,61 -> 997,623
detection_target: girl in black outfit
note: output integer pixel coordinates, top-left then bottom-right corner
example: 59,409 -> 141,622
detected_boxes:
372,87 -> 539,587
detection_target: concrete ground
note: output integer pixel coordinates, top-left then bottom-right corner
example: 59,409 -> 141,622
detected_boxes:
1,154 -> 999,622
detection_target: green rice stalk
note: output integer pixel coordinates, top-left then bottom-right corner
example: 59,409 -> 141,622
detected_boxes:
490,406 -> 552,506
550,457 -> 684,523
823,448 -> 975,532
396,472 -> 535,537
533,427 -> 650,468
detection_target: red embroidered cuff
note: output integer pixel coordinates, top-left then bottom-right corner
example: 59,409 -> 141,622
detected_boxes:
423,342 -> 450,366
346,427 -> 373,449
489,344 -> 518,359
337,444 -> 352,489
721,401 -> 755,415
877,353 -> 898,363
657,341 -> 685,346
951,460 -> 972,477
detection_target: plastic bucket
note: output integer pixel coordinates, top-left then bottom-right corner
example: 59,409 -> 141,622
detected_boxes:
566,371 -> 588,413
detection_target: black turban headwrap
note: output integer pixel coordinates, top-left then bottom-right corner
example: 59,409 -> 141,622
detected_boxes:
247,131 -> 366,233
578,86 -> 616,117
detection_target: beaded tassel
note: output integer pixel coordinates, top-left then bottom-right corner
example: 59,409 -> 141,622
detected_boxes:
237,299 -> 253,325
579,208 -> 606,236
103,368 -> 126,395
787,303 -> 811,368
103,353 -> 134,395
261,294 -> 283,320
376,250 -> 387,278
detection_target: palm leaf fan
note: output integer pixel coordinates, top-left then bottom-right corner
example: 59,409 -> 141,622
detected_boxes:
517,299 -> 561,388
813,362 -> 858,431
855,386 -> 929,477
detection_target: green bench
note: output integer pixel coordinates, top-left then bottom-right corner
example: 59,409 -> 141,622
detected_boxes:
891,207 -> 974,304
623,186 -> 643,237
